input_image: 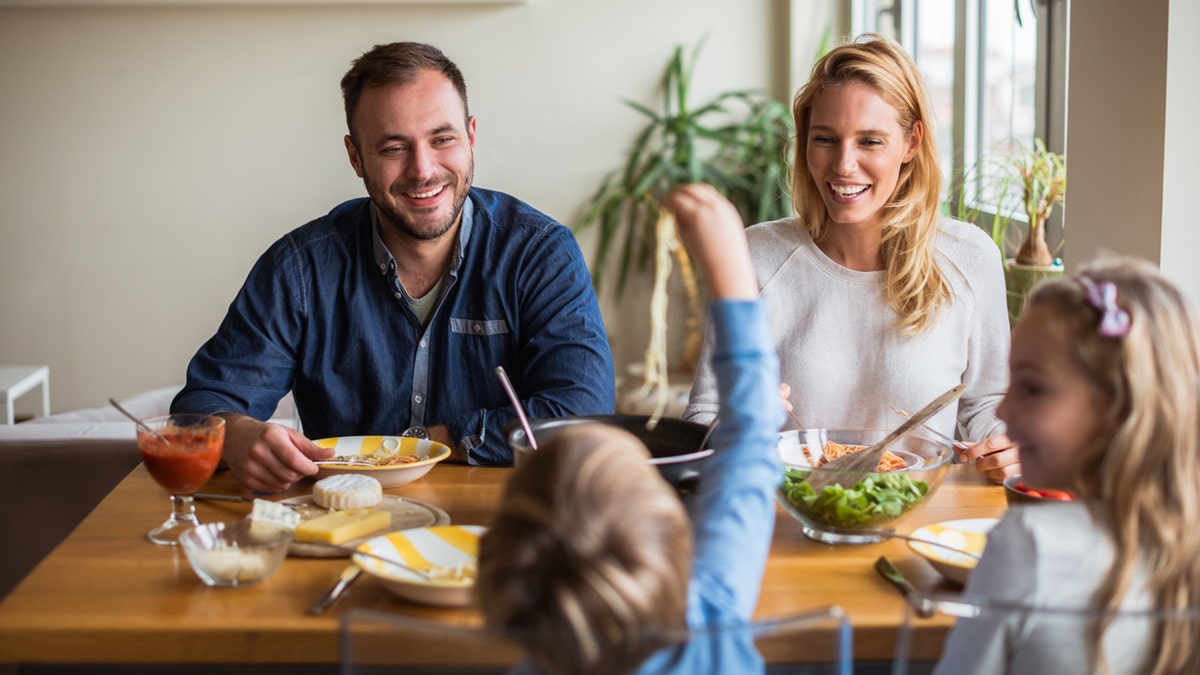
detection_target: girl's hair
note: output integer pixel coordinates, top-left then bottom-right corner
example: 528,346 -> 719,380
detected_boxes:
1024,257 -> 1200,674
476,424 -> 692,675
791,34 -> 947,334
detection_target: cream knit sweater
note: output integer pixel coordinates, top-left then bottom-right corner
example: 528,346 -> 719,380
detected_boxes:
682,216 -> 1009,443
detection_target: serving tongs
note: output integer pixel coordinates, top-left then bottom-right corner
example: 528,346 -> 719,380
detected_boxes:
804,383 -> 966,493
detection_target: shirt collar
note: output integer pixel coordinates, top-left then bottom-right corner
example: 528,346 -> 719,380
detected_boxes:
370,196 -> 474,281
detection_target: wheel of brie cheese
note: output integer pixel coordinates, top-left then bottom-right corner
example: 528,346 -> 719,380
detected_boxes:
312,473 -> 383,510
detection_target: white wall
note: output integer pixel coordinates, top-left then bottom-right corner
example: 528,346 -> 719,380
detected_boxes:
0,0 -> 835,414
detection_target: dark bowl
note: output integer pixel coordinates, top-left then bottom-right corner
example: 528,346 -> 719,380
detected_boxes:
504,414 -> 711,494
1003,474 -> 1075,505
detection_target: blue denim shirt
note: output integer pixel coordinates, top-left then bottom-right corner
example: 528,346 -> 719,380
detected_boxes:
172,188 -> 615,464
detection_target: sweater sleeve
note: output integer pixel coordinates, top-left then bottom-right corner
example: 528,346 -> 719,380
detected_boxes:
688,299 -> 783,622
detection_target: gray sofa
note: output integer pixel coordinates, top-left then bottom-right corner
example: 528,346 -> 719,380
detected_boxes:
0,387 -> 294,600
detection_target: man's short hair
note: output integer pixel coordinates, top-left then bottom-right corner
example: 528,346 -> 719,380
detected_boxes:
340,42 -> 469,139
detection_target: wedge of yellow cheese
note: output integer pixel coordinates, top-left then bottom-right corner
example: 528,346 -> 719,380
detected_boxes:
294,508 -> 391,545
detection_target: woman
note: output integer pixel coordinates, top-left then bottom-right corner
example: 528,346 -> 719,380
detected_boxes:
682,34 -> 1018,482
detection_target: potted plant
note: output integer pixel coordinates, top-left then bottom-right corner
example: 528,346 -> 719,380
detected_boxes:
948,138 -> 1066,322
573,39 -> 795,376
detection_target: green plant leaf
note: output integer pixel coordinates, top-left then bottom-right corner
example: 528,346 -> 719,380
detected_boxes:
572,37 -> 796,302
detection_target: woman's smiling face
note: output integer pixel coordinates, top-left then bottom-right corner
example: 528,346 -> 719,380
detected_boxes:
806,82 -> 921,232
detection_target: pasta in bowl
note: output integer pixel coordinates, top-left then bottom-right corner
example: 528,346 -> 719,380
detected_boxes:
776,428 -> 953,545
312,436 -> 451,488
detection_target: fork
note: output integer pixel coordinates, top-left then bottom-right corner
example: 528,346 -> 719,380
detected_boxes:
889,406 -> 970,452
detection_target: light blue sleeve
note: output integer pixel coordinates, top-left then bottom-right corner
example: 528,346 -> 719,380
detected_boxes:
688,299 -> 783,623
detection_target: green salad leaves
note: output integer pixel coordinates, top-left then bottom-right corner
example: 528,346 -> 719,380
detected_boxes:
780,468 -> 930,529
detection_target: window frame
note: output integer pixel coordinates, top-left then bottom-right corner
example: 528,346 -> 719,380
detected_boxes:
849,0 -> 1069,253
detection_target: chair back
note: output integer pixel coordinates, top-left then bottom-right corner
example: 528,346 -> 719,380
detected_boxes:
892,590 -> 1200,675
341,605 -> 852,674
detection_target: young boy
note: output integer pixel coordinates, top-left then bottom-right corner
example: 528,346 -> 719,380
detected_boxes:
476,183 -> 783,674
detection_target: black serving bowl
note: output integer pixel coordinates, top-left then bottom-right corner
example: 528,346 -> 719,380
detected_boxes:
504,414 -> 711,495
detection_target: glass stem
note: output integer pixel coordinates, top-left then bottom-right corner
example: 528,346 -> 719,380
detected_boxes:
169,494 -> 198,525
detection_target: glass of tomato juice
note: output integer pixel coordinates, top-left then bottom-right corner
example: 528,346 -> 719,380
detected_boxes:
136,414 -> 225,546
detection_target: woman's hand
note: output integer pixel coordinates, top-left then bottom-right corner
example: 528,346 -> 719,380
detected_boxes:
958,434 -> 1020,484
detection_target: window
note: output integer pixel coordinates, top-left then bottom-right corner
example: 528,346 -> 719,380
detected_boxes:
852,0 -> 1068,255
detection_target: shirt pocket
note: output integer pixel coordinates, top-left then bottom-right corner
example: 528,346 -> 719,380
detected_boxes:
449,318 -> 510,336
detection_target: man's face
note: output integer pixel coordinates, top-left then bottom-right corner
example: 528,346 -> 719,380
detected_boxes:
345,69 -> 476,242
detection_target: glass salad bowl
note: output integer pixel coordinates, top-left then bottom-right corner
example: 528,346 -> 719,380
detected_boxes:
776,428 -> 954,545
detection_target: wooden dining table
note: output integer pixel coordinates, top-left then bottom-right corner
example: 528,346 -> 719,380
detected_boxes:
0,457 -> 1005,671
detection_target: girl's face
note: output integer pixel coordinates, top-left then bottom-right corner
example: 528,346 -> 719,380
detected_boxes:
997,303 -> 1106,489
806,82 -> 921,232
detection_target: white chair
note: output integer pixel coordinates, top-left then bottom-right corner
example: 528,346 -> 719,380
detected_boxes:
341,606 -> 852,675
891,590 -> 1200,675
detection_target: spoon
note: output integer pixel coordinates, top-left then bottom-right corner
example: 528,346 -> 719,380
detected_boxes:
887,533 -> 982,561
109,397 -> 170,445
696,419 -> 718,454
648,448 -> 715,466
805,383 -> 966,492
303,542 -> 434,580
495,365 -> 537,452
312,460 -> 377,467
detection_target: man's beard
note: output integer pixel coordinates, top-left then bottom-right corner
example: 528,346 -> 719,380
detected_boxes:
369,163 -> 474,242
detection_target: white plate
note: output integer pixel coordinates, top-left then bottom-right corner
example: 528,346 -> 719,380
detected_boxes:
906,518 -> 997,585
313,435 -> 451,488
355,525 -> 486,608
280,494 -> 451,558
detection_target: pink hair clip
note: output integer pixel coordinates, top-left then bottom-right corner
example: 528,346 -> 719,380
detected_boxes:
1078,276 -> 1131,337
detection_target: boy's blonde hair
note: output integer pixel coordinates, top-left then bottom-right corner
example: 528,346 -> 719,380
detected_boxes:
477,424 -> 693,675
1025,257 -> 1200,674
791,34 -> 948,334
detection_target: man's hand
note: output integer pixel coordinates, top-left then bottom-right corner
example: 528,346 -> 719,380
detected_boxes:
426,424 -> 468,463
958,433 -> 1021,484
218,413 -> 334,493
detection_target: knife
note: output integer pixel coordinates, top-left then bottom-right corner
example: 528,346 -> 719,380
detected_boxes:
307,564 -> 362,615
874,556 -> 935,618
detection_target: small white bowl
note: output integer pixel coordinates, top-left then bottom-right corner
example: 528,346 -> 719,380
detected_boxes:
179,520 -> 292,587
776,429 -> 828,467
354,525 -> 485,607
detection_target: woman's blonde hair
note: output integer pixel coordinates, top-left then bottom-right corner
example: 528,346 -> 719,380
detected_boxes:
791,34 -> 947,334
476,424 -> 692,675
1024,257 -> 1200,674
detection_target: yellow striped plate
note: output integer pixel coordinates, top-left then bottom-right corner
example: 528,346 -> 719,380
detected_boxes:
312,436 -> 451,488
354,525 -> 486,607
906,518 -> 996,586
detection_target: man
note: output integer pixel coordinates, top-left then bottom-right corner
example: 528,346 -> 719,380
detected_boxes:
172,42 -> 614,493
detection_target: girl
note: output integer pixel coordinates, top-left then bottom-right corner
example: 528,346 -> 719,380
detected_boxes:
476,183 -> 783,674
683,34 -> 1019,482
936,257 -> 1200,674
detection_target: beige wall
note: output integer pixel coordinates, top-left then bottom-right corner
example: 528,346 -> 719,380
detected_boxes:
0,0 -> 837,414
1065,0 -> 1200,300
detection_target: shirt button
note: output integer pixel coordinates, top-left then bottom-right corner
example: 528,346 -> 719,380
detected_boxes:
379,262 -> 386,270
474,323 -> 483,333
419,339 -> 427,348
414,394 -> 423,404
394,292 -> 402,299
